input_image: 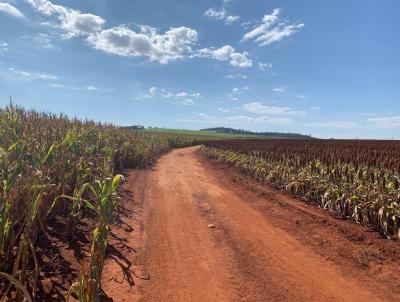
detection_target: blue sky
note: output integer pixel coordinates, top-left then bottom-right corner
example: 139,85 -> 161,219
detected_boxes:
0,0 -> 399,138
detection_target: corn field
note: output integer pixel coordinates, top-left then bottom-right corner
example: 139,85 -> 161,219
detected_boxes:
203,139 -> 400,239
0,104 -> 202,301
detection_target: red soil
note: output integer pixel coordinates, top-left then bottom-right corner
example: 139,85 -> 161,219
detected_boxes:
99,146 -> 400,301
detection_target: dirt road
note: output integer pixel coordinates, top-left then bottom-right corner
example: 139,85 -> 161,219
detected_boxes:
102,146 -> 400,302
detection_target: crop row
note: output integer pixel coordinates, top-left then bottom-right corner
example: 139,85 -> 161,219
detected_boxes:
0,104 -> 202,301
203,139 -> 400,239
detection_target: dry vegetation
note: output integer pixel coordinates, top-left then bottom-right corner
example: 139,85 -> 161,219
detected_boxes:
203,139 -> 400,239
0,104 -> 204,301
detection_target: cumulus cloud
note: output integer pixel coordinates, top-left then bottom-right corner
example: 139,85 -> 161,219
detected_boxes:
0,2 -> 24,18
27,0 -> 245,66
367,116 -> 400,128
27,0 -> 105,38
242,8 -> 304,46
196,45 -> 252,68
27,0 -> 197,63
28,0 -> 197,63
9,67 -> 57,80
244,102 -> 305,115
88,26 -> 198,64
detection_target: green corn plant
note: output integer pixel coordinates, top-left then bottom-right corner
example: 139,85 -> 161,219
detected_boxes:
85,173 -> 123,302
67,169 -> 123,302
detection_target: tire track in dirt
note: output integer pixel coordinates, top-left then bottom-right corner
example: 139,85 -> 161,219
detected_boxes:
102,146 -> 400,302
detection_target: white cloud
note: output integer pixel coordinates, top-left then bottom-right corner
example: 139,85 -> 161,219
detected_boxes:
27,0 -> 105,38
196,45 -> 252,68
34,33 -> 54,48
258,62 -> 272,70
242,8 -> 280,41
59,11 -> 105,38
225,15 -> 240,24
204,8 -> 226,20
367,116 -> 400,128
88,26 -> 198,64
0,41 -> 8,51
303,121 -> 360,129
231,86 -> 249,95
181,99 -> 194,106
27,0 -> 246,67
225,73 -> 247,79
0,3 -> 24,18
9,67 -> 57,80
244,102 -> 305,115
149,87 -> 158,96
145,87 -> 201,105
242,8 -> 304,46
50,83 -> 64,88
272,87 -> 286,93
218,108 -> 230,113
309,106 -> 320,111
27,0 -> 198,64
50,83 -> 111,92
204,7 -> 239,24
86,85 -> 98,91
297,94 -> 306,99
241,21 -> 253,30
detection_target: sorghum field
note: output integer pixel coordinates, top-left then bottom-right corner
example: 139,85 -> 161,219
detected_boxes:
0,104 -> 205,301
203,139 -> 400,239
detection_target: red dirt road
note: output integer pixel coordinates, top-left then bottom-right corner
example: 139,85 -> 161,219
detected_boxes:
102,146 -> 400,302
